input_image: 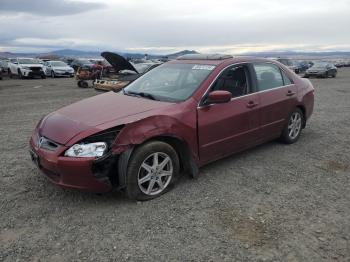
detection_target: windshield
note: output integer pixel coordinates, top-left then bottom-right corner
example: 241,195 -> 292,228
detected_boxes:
124,63 -> 215,102
50,61 -> 68,66
312,62 -> 328,68
278,59 -> 293,66
133,63 -> 153,74
77,59 -> 93,64
18,58 -> 41,64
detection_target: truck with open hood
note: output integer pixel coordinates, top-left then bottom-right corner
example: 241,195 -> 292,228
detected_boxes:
93,52 -> 161,92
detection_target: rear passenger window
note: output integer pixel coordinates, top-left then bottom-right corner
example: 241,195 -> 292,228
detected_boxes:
253,64 -> 284,91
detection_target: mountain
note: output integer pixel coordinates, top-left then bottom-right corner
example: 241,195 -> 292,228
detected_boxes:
243,50 -> 350,58
50,49 -> 101,57
166,50 -> 199,59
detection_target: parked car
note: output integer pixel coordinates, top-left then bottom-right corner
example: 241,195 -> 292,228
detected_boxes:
8,58 -> 46,79
43,61 -> 75,78
70,59 -> 94,72
304,62 -> 337,78
93,52 -> 161,92
29,54 -> 314,200
0,59 -> 10,74
276,58 -> 300,73
0,66 -> 3,80
295,61 -> 310,73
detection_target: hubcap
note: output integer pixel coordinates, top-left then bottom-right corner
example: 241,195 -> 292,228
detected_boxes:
288,112 -> 302,139
137,152 -> 173,196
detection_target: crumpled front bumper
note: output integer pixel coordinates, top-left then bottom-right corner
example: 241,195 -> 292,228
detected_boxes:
29,134 -> 113,193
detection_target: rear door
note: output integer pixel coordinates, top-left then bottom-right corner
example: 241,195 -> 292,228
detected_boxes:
197,64 -> 260,164
252,63 -> 298,140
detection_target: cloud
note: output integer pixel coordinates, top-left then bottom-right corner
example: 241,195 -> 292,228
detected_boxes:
0,0 -> 349,53
0,0 -> 106,16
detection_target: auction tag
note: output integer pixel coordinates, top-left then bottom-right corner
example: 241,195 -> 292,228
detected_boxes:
192,65 -> 215,70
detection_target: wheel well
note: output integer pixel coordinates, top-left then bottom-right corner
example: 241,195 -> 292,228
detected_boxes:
143,136 -> 193,174
297,105 -> 306,128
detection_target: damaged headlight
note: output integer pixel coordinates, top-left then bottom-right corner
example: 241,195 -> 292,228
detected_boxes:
64,142 -> 107,158
64,126 -> 124,158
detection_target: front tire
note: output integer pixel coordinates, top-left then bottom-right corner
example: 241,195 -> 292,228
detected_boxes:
80,81 -> 88,88
280,108 -> 304,144
18,69 -> 24,79
126,141 -> 180,201
51,71 -> 55,78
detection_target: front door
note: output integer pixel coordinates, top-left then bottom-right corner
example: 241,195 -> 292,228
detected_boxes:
197,64 -> 260,164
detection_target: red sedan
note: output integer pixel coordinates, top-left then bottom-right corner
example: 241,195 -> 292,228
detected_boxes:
29,54 -> 314,200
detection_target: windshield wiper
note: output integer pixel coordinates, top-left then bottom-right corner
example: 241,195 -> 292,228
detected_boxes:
123,90 -> 157,100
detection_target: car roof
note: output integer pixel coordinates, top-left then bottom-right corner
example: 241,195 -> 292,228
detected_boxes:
169,55 -> 277,66
177,54 -> 233,60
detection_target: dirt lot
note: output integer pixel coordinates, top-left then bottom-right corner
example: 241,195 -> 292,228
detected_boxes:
0,70 -> 349,262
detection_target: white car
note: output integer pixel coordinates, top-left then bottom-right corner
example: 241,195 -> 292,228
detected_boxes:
43,61 -> 75,78
9,58 -> 46,79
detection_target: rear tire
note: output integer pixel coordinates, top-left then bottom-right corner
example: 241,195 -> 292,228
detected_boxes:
126,141 -> 180,201
280,108 -> 304,144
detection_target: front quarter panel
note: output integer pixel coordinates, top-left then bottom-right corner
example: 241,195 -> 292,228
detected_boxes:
112,104 -> 199,162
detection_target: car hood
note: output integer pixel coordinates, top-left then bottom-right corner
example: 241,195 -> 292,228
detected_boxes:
101,52 -> 138,74
20,64 -> 43,67
308,67 -> 326,71
53,66 -> 73,70
40,92 -> 172,144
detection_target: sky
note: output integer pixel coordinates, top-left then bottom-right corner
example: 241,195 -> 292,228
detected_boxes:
0,0 -> 350,54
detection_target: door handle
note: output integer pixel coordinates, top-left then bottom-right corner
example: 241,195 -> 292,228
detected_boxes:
246,101 -> 258,108
286,90 -> 296,96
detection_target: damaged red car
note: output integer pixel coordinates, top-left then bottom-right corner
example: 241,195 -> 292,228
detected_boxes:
29,54 -> 314,200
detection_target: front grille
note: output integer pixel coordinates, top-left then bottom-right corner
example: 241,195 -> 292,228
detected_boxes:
37,136 -> 60,151
30,67 -> 42,72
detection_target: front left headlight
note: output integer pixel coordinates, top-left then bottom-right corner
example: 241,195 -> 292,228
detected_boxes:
64,142 -> 107,158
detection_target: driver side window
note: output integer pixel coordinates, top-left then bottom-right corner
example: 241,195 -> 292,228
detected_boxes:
211,65 -> 249,98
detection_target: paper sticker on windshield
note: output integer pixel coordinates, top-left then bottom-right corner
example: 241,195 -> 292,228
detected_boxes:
192,65 -> 215,71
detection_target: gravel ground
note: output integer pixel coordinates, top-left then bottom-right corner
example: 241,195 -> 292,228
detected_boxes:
0,70 -> 349,262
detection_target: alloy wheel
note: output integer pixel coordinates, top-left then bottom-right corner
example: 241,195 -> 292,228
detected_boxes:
137,152 -> 173,196
288,112 -> 302,140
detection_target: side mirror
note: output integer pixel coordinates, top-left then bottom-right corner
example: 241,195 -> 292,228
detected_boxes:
205,90 -> 231,105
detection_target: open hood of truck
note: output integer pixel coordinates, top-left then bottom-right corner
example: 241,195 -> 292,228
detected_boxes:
101,52 -> 138,74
